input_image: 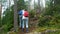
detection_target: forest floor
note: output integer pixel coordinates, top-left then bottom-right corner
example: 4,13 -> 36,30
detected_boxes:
8,26 -> 60,34
7,18 -> 39,34
7,18 -> 60,34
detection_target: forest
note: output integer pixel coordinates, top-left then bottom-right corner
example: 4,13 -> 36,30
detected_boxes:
0,0 -> 60,34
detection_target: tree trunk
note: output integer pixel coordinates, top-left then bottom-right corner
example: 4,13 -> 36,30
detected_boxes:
0,0 -> 2,26
13,0 -> 18,32
34,0 -> 35,9
0,4 -> 1,19
38,0 -> 41,14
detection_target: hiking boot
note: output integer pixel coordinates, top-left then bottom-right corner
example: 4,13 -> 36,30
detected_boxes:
26,28 -> 29,32
22,28 -> 24,32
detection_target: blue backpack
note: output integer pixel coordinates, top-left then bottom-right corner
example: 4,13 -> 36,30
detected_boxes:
18,10 -> 23,15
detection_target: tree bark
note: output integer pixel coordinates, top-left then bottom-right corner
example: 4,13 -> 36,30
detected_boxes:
13,0 -> 18,32
0,4 -> 1,19
38,0 -> 41,13
0,0 -> 2,26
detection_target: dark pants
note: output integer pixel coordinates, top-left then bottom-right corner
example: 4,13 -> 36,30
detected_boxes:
19,16 -> 22,28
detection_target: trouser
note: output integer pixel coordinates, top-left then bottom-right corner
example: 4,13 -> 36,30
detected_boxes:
22,18 -> 28,29
19,16 -> 22,28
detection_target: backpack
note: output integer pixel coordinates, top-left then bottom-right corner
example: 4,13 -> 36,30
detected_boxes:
18,10 -> 23,15
24,11 -> 29,17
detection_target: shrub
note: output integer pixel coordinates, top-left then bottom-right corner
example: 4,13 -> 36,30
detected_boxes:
29,10 -> 36,18
38,15 -> 51,27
